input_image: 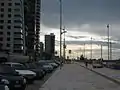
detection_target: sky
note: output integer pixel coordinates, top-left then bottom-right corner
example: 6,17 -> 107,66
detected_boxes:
40,0 -> 120,60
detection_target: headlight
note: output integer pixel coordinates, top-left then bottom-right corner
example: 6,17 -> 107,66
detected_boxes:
23,78 -> 26,84
5,85 -> 9,90
1,79 -> 10,84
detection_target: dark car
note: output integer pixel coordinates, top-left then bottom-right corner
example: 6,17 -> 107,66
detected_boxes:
23,63 -> 45,79
3,62 -> 36,84
0,65 -> 26,90
35,62 -> 53,73
0,83 -> 9,90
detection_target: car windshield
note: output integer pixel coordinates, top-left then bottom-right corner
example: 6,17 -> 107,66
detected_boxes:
25,63 -> 36,69
0,66 -> 17,74
12,64 -> 26,70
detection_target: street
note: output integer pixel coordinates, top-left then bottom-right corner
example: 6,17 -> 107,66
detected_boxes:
40,64 -> 120,90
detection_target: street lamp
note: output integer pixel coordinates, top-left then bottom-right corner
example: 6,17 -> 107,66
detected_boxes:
90,37 -> 92,60
62,27 -> 67,63
107,24 -> 110,60
59,0 -> 62,62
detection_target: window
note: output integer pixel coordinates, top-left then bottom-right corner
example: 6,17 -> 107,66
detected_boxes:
1,8 -> 4,12
14,8 -> 20,12
14,26 -> 21,28
0,38 -> 3,41
0,32 -> 3,35
7,26 -> 11,29
1,3 -> 4,6
7,44 -> 10,47
14,14 -> 21,17
0,20 -> 4,23
7,38 -> 10,41
14,20 -> 22,23
8,14 -> 11,18
8,8 -> 12,12
7,32 -> 10,35
0,26 -> 3,29
8,3 -> 12,6
15,3 -> 20,6
8,20 -> 11,23
0,14 -> 4,18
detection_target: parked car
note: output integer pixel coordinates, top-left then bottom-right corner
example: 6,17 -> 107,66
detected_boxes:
35,62 -> 53,73
0,65 -> 26,90
92,61 -> 103,68
2,62 -> 36,83
22,63 -> 45,79
0,84 -> 9,90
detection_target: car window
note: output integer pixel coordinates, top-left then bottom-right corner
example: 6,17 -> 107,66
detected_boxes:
0,66 -> 16,74
12,64 -> 26,70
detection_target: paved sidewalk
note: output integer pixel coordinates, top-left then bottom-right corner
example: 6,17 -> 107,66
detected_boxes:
40,64 -> 120,90
79,63 -> 120,84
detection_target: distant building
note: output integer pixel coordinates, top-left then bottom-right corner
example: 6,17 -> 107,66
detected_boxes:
40,42 -> 44,59
0,0 -> 25,54
45,33 -> 55,60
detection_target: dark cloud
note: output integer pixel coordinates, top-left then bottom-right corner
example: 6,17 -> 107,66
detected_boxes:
42,0 -> 120,27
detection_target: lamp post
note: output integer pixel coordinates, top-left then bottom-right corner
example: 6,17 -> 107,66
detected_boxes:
59,0 -> 62,62
91,37 -> 92,60
83,43 -> 85,58
62,27 -> 67,63
107,24 -> 110,60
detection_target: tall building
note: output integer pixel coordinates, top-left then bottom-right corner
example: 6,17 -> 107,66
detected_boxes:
45,33 -> 55,59
40,42 -> 44,59
0,0 -> 25,54
24,0 -> 41,57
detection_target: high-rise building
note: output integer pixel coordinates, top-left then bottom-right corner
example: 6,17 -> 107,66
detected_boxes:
45,33 -> 55,59
0,0 -> 25,54
40,42 -> 44,58
24,0 -> 41,57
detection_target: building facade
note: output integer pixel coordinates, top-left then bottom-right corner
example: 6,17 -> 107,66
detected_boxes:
24,0 -> 41,58
40,42 -> 44,59
0,0 -> 25,54
45,33 -> 55,60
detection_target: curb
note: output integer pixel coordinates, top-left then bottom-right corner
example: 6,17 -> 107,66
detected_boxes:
79,64 -> 120,85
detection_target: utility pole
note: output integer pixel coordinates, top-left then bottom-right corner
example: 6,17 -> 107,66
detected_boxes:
107,24 -> 110,60
59,0 -> 62,62
91,37 -> 92,60
110,42 -> 112,60
101,44 -> 103,60
84,43 -> 85,58
63,27 -> 67,63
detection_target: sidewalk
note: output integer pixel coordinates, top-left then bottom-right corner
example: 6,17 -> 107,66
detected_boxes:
79,62 -> 120,84
40,64 -> 120,90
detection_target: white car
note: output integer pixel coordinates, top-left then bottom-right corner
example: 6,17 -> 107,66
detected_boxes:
92,61 -> 103,68
3,62 -> 36,83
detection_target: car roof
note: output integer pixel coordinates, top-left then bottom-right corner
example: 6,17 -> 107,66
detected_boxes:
4,62 -> 21,65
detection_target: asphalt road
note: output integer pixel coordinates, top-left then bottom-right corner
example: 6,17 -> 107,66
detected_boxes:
25,70 -> 57,90
40,64 -> 120,90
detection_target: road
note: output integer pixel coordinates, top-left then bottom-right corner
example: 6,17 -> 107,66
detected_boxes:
40,64 -> 120,90
26,70 -> 55,90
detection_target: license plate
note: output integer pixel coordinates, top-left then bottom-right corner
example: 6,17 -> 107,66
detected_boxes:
15,85 -> 21,87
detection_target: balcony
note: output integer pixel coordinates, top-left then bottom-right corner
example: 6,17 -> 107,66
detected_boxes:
14,40 -> 23,44
14,34 -> 23,38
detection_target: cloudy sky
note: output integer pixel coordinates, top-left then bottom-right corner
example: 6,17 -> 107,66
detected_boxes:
40,0 -> 120,59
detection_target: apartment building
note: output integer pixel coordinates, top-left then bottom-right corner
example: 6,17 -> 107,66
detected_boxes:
0,0 -> 25,54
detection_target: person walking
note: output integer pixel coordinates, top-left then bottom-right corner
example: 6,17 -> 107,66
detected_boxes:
84,59 -> 88,68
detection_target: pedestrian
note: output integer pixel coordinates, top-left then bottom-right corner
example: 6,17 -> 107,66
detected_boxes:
60,61 -> 63,69
84,59 -> 88,68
